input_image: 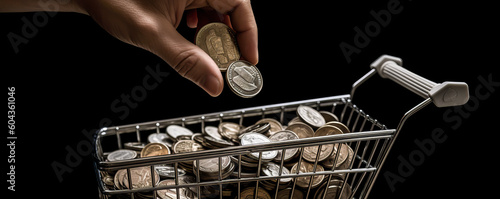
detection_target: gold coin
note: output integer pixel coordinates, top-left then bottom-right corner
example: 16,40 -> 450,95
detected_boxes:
303,125 -> 343,162
285,122 -> 314,139
325,121 -> 351,133
238,187 -> 272,199
256,118 -> 283,136
196,22 -> 240,72
140,143 -> 171,157
290,161 -> 325,189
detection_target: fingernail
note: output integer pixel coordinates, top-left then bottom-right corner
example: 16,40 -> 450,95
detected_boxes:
203,74 -> 222,97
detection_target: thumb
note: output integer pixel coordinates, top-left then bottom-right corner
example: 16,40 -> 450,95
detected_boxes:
150,24 -> 224,97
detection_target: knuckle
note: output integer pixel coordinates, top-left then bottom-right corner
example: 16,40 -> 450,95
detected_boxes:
172,49 -> 200,78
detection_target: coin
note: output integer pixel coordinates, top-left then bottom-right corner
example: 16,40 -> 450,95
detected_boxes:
238,187 -> 272,199
226,60 -> 263,98
268,130 -> 300,162
325,121 -> 351,133
314,181 -> 352,199
319,111 -> 339,122
156,178 -> 197,199
218,122 -> 241,141
204,126 -> 222,140
261,162 -> 292,183
277,188 -> 304,199
286,122 -> 314,139
321,143 -> 350,169
196,22 -> 240,71
141,143 -> 171,157
239,122 -> 271,136
119,166 -> 160,190
148,133 -> 174,147
256,118 -> 283,137
303,125 -> 343,162
204,135 -> 235,148
194,156 -> 231,173
155,165 -> 186,179
107,149 -> 137,162
173,140 -> 204,154
167,125 -> 194,139
124,142 -> 147,151
297,105 -> 325,128
290,161 -> 325,189
287,117 -> 302,126
240,133 -> 278,161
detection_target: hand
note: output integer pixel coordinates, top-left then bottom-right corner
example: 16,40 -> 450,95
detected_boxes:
76,0 -> 258,97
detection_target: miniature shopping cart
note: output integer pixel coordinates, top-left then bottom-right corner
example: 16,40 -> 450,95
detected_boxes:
92,55 -> 469,199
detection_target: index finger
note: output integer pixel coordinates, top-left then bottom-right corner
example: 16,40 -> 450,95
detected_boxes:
228,1 -> 258,65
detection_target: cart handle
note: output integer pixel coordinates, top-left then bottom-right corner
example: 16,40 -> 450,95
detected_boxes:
369,55 -> 469,107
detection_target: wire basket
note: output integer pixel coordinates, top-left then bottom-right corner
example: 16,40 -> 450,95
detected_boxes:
92,55 -> 469,199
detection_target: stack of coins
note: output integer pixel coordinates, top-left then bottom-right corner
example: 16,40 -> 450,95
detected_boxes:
173,140 -> 204,173
103,104 -> 357,198
313,178 -> 352,199
218,122 -> 241,142
156,176 -> 198,199
268,130 -> 300,162
290,161 -> 325,189
259,162 -> 292,190
114,166 -> 160,198
240,133 -> 278,163
237,187 -> 271,199
193,156 -> 234,181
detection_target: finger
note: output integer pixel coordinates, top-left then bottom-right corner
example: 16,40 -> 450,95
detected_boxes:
208,0 -> 258,65
230,1 -> 258,65
186,9 -> 198,28
150,24 -> 224,97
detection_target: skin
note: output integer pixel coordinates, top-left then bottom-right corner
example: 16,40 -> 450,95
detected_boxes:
1,0 -> 258,97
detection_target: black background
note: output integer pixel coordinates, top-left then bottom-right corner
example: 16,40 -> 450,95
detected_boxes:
3,1 -> 498,198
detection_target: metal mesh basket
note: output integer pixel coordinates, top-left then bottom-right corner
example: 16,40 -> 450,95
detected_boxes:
92,55 -> 469,199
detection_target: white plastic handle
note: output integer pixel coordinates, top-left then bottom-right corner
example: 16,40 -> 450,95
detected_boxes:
370,55 -> 469,107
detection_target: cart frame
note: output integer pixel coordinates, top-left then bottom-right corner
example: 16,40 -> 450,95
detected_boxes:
92,55 -> 469,199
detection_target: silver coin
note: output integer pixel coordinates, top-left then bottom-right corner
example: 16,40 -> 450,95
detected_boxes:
107,149 -> 137,162
147,133 -> 173,147
194,156 -> 231,173
226,60 -> 263,98
269,130 -> 299,162
256,118 -> 283,137
240,133 -> 278,160
155,165 -> 186,178
261,162 -> 292,183
204,126 -> 222,140
297,105 -> 325,128
167,125 -> 194,138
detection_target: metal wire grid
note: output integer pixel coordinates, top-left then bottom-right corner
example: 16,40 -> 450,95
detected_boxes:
93,95 -> 396,199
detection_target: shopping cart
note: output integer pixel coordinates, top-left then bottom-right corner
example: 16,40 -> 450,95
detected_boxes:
92,55 -> 469,199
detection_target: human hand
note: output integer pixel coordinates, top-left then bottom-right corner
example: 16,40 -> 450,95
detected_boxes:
77,0 -> 258,97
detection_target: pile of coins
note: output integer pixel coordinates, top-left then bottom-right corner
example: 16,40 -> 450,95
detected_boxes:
102,104 -> 355,199
196,22 -> 263,98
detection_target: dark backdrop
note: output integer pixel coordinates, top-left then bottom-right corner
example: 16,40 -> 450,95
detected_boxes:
3,1 -> 498,198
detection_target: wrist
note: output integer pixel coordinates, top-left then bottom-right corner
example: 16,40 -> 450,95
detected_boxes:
0,0 -> 88,15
